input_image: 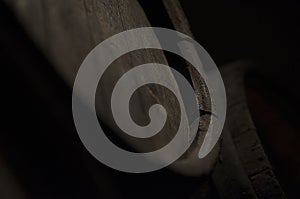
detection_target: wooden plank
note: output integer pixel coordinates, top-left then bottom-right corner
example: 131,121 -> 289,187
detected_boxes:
4,0 -> 216,176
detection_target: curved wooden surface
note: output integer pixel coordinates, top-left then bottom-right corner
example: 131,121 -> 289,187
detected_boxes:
4,0 -> 286,198
5,0 -> 217,176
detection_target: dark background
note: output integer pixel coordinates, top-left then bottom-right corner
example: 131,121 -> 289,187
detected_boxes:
1,0 -> 300,198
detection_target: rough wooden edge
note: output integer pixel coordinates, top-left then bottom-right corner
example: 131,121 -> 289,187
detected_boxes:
162,0 -> 285,197
220,61 -> 286,198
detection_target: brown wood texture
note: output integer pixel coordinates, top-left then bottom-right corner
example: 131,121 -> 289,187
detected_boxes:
162,0 -> 219,176
215,61 -> 286,198
162,1 -> 285,197
4,0 -> 288,198
4,0 -> 218,176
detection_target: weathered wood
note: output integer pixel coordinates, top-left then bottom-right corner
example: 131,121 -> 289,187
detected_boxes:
212,127 -> 258,199
163,0 -> 212,113
4,0 -> 288,197
162,1 -> 285,196
162,0 -> 220,176
4,0 -> 217,176
219,61 -> 286,198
